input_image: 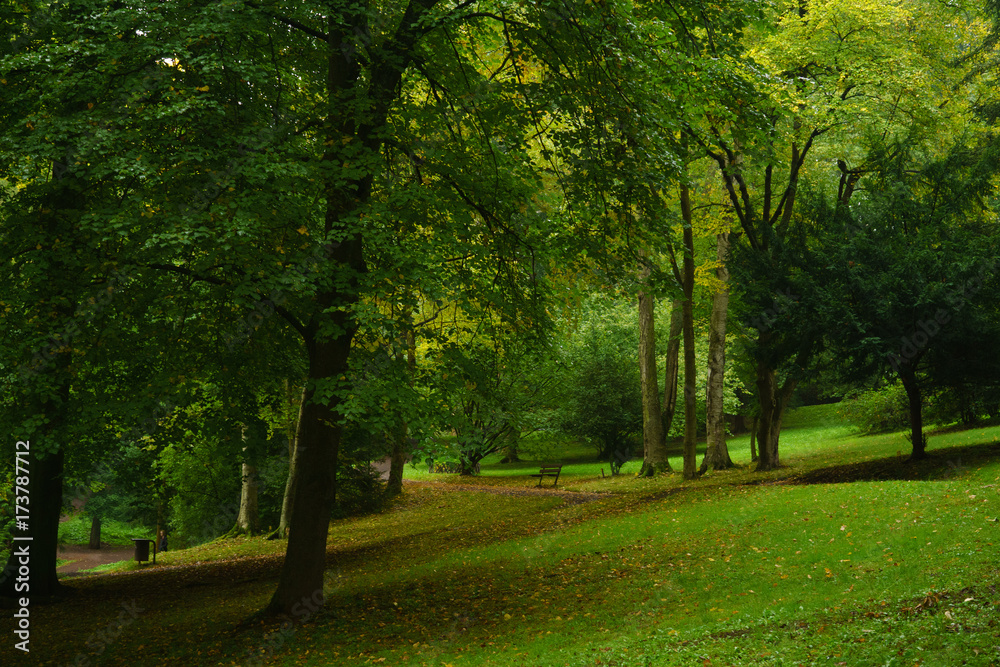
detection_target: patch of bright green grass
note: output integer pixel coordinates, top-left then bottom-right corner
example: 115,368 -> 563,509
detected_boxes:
58,514 -> 154,547
75,559 -> 136,575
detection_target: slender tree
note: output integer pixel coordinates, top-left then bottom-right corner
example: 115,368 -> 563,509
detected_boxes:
701,231 -> 735,472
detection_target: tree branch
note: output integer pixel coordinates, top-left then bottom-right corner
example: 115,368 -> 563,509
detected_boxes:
245,2 -> 329,43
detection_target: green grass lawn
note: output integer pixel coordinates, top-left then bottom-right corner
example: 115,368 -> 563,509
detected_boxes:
10,403 -> 1000,666
58,514 -> 155,547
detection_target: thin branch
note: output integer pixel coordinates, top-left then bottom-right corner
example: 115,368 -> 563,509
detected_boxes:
273,303 -> 310,339
245,2 -> 329,42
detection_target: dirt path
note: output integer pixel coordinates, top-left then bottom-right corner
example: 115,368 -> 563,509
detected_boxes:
57,544 -> 136,577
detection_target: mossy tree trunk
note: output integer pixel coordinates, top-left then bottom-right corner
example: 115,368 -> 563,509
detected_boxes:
89,517 -> 102,550
701,232 -> 734,473
274,386 -> 305,539
661,299 -> 683,441
638,281 -> 671,476
754,357 -> 797,472
386,325 -> 416,496
235,459 -> 260,536
680,182 -> 698,480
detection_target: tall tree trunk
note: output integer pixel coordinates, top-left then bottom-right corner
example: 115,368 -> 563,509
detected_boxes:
701,232 -> 734,473
0,447 -> 68,599
661,299 -> 683,438
266,334 -> 354,615
386,324 -> 416,496
749,416 -> 759,462
268,19 -> 367,606
275,386 -> 306,539
755,363 -> 779,471
899,367 -> 926,460
235,459 -> 260,535
0,171 -> 83,598
266,0 -> 437,615
232,425 -> 261,536
680,182 -> 698,480
89,516 -> 102,550
639,280 -> 671,476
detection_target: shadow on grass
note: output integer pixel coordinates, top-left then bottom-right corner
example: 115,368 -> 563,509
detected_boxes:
787,440 -> 1000,485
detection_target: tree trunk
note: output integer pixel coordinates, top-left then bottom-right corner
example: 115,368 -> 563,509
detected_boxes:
386,327 -> 416,496
899,367 -> 926,460
385,439 -> 407,495
266,335 -> 354,615
266,0 -> 434,615
156,499 -> 167,553
89,516 -> 102,550
235,459 -> 260,535
639,283 -> 671,476
680,182 -> 698,480
275,386 -> 306,540
749,416 -> 759,462
266,30 -> 368,602
754,359 -> 797,472
661,299 -> 683,439
0,174 -> 81,599
499,427 -> 522,463
0,447 -> 69,599
701,232 -> 734,473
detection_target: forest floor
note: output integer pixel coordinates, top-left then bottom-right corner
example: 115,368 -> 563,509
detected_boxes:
5,404 -> 1000,666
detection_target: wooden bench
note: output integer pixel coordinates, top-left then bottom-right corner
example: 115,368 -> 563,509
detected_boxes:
530,465 -> 562,488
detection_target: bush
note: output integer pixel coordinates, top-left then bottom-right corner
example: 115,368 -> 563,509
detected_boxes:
334,463 -> 385,519
838,382 -> 910,433
925,384 -> 1000,427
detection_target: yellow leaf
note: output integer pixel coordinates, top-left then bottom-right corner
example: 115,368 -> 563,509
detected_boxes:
197,85 -> 210,92
297,226 -> 309,235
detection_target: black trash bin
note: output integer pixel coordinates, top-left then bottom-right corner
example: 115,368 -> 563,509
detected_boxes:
131,538 -> 156,564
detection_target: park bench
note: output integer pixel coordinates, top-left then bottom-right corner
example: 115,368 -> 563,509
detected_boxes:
530,464 -> 562,488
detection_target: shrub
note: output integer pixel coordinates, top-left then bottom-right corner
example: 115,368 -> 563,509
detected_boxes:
837,382 -> 910,433
334,463 -> 385,519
